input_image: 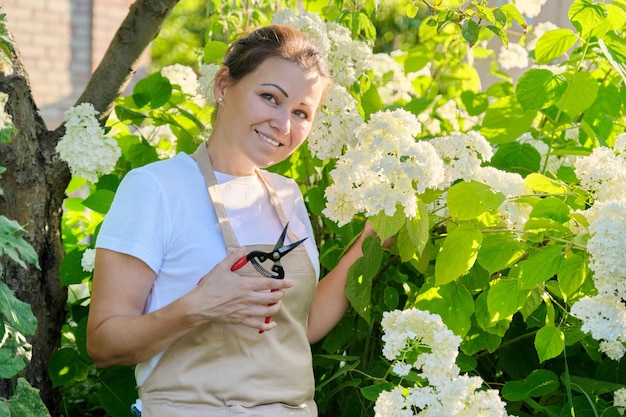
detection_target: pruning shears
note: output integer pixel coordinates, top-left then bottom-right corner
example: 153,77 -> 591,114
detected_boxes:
230,222 -> 307,279
230,222 -> 307,333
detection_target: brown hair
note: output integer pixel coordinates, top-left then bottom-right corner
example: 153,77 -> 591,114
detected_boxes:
223,25 -> 330,90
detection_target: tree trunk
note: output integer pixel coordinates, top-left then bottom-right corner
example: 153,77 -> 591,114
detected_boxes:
0,0 -> 179,414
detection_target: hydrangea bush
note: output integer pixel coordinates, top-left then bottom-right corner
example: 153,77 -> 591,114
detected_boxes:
54,0 -> 626,416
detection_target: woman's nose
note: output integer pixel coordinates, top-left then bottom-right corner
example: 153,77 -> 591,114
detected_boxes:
270,109 -> 291,135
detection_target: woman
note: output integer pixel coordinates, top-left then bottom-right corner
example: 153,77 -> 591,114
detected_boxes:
87,24 -> 378,416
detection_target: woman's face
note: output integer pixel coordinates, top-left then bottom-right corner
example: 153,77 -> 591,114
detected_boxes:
212,57 -> 326,176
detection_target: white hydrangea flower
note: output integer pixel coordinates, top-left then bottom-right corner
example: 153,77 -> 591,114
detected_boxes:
272,9 -> 372,87
197,63 -> 220,106
307,83 -> 362,160
430,131 -> 494,187
599,340 -> 626,361
474,166 -> 532,233
56,103 -> 121,183
377,308 -> 512,416
392,361 -> 412,377
161,64 -> 201,100
374,387 -> 413,417
614,133 -> 626,152
371,53 -> 414,105
325,21 -> 373,87
510,0 -> 547,18
272,9 -> 331,58
323,109 -> 445,226
570,295 -> 626,347
584,199 -> 626,295
81,248 -> 96,272
498,43 -> 529,70
614,387 -> 626,415
380,308 -> 461,384
575,147 -> 626,200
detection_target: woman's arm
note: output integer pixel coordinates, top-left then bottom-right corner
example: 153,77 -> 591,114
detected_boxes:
87,247 -> 294,368
306,223 -> 385,344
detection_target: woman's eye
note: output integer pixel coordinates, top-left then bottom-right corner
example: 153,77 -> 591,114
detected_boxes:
294,110 -> 309,119
261,93 -> 277,104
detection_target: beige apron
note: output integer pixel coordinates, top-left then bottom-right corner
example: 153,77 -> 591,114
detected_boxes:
139,144 -> 318,416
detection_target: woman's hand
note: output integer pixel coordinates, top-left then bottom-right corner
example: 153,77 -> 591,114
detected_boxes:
189,247 -> 294,331
87,248 -> 293,368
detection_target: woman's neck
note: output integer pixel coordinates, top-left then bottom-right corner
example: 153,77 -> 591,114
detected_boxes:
205,137 -> 256,176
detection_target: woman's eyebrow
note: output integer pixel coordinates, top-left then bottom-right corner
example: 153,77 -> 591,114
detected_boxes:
262,83 -> 289,97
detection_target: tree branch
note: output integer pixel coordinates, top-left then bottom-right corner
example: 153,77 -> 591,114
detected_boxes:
72,0 -> 180,127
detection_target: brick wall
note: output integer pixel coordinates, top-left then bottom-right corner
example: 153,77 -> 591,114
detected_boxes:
2,0 -> 574,129
1,0 -> 140,128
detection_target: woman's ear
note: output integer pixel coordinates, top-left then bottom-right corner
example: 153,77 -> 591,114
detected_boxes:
214,66 -> 230,103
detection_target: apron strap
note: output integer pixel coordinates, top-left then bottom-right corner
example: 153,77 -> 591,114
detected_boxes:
191,142 -> 300,248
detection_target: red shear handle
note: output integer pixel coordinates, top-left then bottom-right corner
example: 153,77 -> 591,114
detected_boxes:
259,289 -> 278,334
231,256 -> 248,272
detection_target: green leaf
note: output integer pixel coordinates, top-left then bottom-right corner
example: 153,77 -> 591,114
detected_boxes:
534,28 -> 578,64
488,279 -> 528,321
447,181 -> 505,221
435,224 -> 483,286
481,96 -> 537,144
529,196 -> 570,224
416,282 -> 474,337
361,383 -> 395,401
0,216 -> 40,270
535,326 -> 564,362
406,3 -> 418,18
345,239 -> 383,323
518,245 -> 564,290
556,71 -> 598,118
114,104 -> 146,125
558,254 -> 587,300
81,189 -> 115,214
489,142 -> 541,176
598,38 -> 626,84
203,40 -> 228,64
48,348 -> 90,387
99,366 -> 138,417
59,249 -> 91,286
7,378 -> 51,417
477,232 -> 525,274
502,369 -> 560,401
516,69 -> 568,111
370,206 -> 406,241
462,19 -> 479,47
132,72 -> 172,109
460,91 -> 489,116
0,346 -> 28,378
499,4 -> 527,31
0,281 -> 37,335
383,287 -> 399,310
568,0 -> 608,39
525,173 -> 567,194
405,199 -> 429,257
485,25 -> 508,49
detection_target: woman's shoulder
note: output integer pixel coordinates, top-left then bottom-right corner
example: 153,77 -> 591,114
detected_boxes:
126,152 -> 198,184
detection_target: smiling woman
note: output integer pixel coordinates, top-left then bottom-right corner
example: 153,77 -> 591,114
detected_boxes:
86,24 -> 382,417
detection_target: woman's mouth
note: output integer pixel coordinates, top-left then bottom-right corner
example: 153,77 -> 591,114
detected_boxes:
257,130 -> 282,147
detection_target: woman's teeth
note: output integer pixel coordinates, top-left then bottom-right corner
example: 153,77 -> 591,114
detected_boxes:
258,131 -> 281,147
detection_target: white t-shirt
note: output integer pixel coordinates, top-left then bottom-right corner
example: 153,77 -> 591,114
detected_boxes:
96,152 -> 319,385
